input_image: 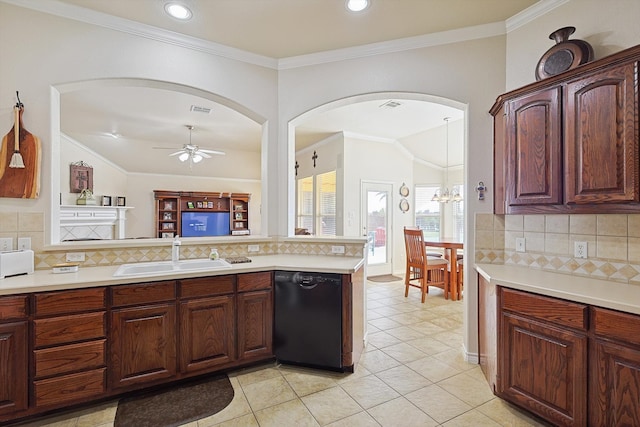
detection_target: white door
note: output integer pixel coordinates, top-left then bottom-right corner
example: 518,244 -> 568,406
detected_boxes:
362,182 -> 393,276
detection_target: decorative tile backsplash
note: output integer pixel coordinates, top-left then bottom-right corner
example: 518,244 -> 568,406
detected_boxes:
476,213 -> 640,285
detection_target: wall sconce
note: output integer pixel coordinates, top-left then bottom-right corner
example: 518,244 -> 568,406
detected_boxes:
475,181 -> 487,200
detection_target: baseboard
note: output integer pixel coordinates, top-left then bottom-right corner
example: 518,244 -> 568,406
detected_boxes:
463,343 -> 479,364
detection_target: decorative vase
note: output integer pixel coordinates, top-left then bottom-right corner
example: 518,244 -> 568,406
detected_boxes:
535,26 -> 594,81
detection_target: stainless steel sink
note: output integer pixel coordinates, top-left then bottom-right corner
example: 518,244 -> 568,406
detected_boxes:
113,258 -> 232,277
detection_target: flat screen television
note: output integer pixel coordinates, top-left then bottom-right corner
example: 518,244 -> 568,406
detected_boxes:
181,212 -> 230,237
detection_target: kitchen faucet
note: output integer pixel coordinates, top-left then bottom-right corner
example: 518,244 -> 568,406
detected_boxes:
172,235 -> 181,262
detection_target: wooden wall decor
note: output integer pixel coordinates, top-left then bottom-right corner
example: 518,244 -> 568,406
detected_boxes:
0,98 -> 42,199
70,161 -> 93,193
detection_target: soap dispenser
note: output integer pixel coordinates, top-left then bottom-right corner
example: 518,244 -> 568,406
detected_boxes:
209,248 -> 219,260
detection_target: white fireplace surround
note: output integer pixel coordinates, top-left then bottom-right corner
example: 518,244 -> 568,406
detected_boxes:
60,205 -> 132,241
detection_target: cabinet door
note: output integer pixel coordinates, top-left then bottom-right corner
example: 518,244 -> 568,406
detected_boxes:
237,290 -> 273,360
0,322 -> 28,416
590,339 -> 640,426
506,87 -> 562,206
110,304 -> 176,389
179,295 -> 235,373
499,312 -> 587,426
565,62 -> 639,204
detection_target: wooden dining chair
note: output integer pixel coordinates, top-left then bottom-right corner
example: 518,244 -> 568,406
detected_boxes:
403,227 -> 450,302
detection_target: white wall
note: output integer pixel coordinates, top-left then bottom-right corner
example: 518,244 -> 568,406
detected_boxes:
0,2 -> 278,234
60,135 -> 128,205
506,0 -> 640,90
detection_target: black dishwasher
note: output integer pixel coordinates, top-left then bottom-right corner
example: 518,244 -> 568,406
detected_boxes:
274,271 -> 343,370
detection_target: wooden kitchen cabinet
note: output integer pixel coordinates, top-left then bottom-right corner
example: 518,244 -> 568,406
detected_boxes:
179,276 -> 236,373
589,307 -> 640,426
498,288 -> 588,427
564,62 -> 638,205
491,44 -> 640,214
32,288 -> 106,409
0,296 -> 28,417
237,272 -> 273,360
110,281 -> 177,389
505,87 -> 562,208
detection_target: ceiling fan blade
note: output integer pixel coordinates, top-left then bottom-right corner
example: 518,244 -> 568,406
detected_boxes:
197,151 -> 212,159
198,149 -> 226,155
152,146 -> 180,150
168,150 -> 184,156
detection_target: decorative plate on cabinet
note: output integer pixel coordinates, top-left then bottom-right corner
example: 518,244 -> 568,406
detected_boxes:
535,27 -> 594,81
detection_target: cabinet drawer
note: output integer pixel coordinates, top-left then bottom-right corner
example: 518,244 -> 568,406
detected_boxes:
111,281 -> 176,307
34,368 -> 105,408
34,312 -> 105,348
501,288 -> 588,331
592,307 -> 640,347
35,288 -> 105,316
35,339 -> 106,378
0,295 -> 28,320
180,275 -> 235,299
238,272 -> 272,292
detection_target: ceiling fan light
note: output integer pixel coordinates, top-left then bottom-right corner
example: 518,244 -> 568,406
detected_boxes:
346,0 -> 370,12
178,152 -> 189,162
192,154 -> 203,163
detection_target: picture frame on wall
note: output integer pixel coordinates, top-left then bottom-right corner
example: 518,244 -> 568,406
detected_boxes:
101,195 -> 112,206
116,196 -> 126,206
70,162 -> 93,193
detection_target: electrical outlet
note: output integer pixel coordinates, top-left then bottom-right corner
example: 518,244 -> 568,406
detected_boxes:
0,237 -> 13,251
247,244 -> 260,253
331,245 -> 345,254
66,252 -> 86,262
574,241 -> 588,259
18,237 -> 31,250
515,237 -> 526,253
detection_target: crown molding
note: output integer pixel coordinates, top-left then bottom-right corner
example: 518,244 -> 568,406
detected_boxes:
1,0 -> 278,69
278,22 -> 506,70
3,0 -> 560,70
506,0 -> 569,32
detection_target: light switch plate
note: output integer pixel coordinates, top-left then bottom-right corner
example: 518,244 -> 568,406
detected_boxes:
247,244 -> 260,253
331,245 -> 345,254
18,237 -> 31,250
515,237 -> 526,253
0,237 -> 13,251
66,252 -> 86,262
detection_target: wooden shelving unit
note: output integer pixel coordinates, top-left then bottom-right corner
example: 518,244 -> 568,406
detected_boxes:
231,196 -> 249,234
154,190 -> 250,237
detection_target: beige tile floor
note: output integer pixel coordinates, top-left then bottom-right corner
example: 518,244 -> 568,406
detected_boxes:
13,278 -> 548,427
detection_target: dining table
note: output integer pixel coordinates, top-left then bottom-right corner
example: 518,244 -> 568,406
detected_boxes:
423,238 -> 463,300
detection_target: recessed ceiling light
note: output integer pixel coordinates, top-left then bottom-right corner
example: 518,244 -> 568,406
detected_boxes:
346,0 -> 370,12
164,2 -> 192,20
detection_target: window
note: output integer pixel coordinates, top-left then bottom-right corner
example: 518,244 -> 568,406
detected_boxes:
317,171 -> 336,236
296,176 -> 314,232
414,185 -> 441,239
453,185 -> 464,241
296,171 -> 337,236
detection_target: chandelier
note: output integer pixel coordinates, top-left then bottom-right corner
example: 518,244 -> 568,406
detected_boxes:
432,117 -> 462,203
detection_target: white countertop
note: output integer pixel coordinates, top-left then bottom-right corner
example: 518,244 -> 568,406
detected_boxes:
475,263 -> 640,315
0,255 -> 365,296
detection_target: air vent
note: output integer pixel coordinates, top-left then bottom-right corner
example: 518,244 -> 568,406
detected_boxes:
379,100 -> 402,109
190,105 -> 211,114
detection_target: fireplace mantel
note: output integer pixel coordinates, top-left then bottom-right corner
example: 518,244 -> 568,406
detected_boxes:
60,205 -> 133,240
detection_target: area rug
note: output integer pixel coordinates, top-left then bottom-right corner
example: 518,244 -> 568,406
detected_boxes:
368,274 -> 403,282
114,374 -> 234,427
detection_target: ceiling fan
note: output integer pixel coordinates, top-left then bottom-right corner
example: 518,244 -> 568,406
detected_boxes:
153,125 -> 225,165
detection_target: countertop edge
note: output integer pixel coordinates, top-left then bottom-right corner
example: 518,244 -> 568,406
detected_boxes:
0,255 -> 365,295
475,263 -> 640,315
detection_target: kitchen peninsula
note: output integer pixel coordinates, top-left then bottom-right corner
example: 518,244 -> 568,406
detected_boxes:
0,252 -> 365,424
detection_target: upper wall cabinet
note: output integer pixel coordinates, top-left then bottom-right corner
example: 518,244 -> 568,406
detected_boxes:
491,45 -> 640,214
